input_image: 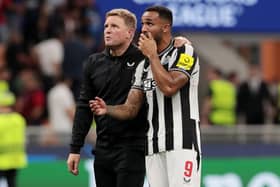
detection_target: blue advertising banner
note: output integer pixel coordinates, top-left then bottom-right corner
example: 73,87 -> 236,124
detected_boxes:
95,0 -> 280,33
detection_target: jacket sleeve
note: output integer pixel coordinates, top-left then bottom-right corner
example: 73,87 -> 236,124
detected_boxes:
70,55 -> 95,153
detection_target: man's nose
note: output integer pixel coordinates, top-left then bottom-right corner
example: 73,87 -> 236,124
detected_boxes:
141,25 -> 148,33
104,27 -> 111,33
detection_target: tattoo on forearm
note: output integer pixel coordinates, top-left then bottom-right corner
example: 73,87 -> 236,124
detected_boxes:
107,90 -> 143,120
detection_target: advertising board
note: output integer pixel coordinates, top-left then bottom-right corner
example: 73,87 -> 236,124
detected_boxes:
95,0 -> 280,33
11,157 -> 280,187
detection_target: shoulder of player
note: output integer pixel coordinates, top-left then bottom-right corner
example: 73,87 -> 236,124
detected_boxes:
175,43 -> 194,52
184,43 -> 195,51
175,43 -> 197,60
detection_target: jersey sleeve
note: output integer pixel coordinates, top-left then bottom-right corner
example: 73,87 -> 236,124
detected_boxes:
170,44 -> 198,77
132,59 -> 146,91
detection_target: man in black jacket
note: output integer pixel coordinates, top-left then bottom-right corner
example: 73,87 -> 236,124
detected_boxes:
67,9 -> 148,187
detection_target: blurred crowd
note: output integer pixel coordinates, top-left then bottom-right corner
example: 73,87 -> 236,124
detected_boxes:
201,63 -> 280,127
0,0 -> 103,144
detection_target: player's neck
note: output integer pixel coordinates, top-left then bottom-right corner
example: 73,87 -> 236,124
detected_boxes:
157,35 -> 172,54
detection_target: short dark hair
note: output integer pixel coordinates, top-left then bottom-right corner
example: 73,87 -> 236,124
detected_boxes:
145,6 -> 173,26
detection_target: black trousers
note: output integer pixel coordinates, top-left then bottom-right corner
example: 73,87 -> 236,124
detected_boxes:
94,145 -> 145,187
0,169 -> 17,187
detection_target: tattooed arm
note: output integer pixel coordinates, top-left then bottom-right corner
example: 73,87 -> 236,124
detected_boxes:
89,89 -> 144,120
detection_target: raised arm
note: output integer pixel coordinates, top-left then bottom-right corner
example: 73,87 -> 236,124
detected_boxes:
138,32 -> 189,97
89,89 -> 144,120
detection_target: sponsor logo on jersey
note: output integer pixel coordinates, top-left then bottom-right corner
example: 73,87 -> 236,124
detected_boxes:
176,54 -> 194,70
143,79 -> 156,91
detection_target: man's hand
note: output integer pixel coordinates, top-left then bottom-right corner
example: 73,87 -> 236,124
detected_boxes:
67,153 -> 80,176
89,97 -> 107,115
174,36 -> 192,47
138,32 -> 157,59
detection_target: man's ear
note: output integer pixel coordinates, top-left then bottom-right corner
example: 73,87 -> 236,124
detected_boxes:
128,28 -> 135,39
163,24 -> 171,33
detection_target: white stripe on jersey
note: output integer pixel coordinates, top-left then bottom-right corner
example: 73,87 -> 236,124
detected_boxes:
195,120 -> 202,154
190,59 -> 200,121
156,87 -> 166,152
172,91 -> 183,150
168,49 -> 178,69
132,59 -> 145,89
146,68 -> 154,155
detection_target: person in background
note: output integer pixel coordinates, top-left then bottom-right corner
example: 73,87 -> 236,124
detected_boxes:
0,67 -> 10,92
0,90 -> 27,187
275,82 -> 280,124
227,71 -> 240,88
202,67 -> 237,126
62,32 -> 90,100
46,74 -> 75,145
262,79 -> 279,125
31,37 -> 64,92
5,30 -> 32,93
90,6 -> 201,187
15,69 -> 46,125
237,64 -> 275,125
0,0 -> 13,42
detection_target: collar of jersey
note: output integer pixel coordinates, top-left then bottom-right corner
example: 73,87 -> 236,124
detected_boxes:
158,38 -> 174,57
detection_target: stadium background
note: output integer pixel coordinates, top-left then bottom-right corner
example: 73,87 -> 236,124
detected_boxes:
0,0 -> 280,187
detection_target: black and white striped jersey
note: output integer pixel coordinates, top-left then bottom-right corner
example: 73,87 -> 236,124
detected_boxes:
132,40 -> 201,155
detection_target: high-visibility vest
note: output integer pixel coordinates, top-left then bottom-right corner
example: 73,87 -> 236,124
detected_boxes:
209,79 -> 236,126
0,80 -> 9,93
0,112 -> 27,170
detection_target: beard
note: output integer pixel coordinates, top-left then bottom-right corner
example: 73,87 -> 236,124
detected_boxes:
153,34 -> 162,45
152,29 -> 164,45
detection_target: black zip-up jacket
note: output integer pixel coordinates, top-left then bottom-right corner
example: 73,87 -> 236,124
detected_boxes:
70,44 -> 148,153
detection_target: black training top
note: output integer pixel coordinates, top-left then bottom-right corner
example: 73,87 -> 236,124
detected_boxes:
70,44 -> 148,154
